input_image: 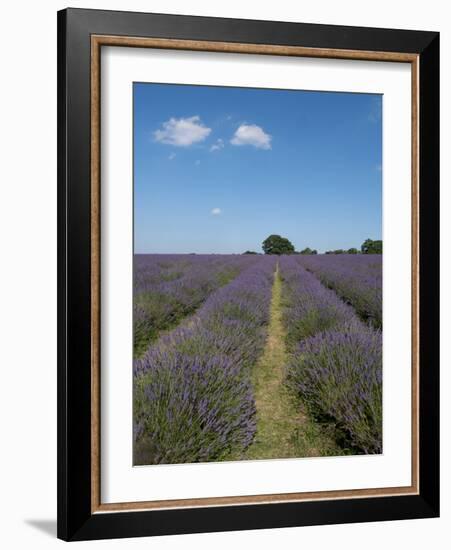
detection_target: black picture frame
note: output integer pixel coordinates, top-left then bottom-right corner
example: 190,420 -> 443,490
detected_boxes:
57,7 -> 439,541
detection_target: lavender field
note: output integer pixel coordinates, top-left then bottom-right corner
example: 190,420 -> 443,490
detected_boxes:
133,253 -> 382,465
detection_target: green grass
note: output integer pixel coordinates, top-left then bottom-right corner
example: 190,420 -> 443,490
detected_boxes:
238,264 -> 343,460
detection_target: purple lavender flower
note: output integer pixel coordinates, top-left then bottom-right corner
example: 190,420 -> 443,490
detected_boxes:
133,254 -> 260,357
279,256 -> 363,343
298,254 -> 382,328
287,329 -> 382,454
279,256 -> 382,454
134,256 -> 276,464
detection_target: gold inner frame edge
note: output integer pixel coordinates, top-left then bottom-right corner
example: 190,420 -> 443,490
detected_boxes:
90,35 -> 420,514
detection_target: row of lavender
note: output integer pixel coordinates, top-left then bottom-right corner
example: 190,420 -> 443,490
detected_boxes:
298,254 -> 382,329
134,256 -> 276,464
134,254 -> 258,357
280,256 -> 382,454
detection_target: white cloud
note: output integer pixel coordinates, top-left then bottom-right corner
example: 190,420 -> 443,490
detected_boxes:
210,138 -> 224,152
154,116 -> 211,147
230,124 -> 272,150
211,208 -> 222,215
168,152 -> 176,160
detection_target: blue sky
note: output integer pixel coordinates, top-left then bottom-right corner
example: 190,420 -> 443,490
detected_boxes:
134,83 -> 382,254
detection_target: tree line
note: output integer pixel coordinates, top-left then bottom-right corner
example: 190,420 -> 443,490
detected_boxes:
243,235 -> 382,255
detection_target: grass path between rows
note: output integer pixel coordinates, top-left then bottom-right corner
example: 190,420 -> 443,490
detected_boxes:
244,263 -> 343,460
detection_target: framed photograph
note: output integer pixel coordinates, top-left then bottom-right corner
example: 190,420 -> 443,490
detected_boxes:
57,8 -> 439,541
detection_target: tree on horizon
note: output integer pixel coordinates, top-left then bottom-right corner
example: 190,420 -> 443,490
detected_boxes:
262,234 -> 295,255
361,239 -> 383,254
